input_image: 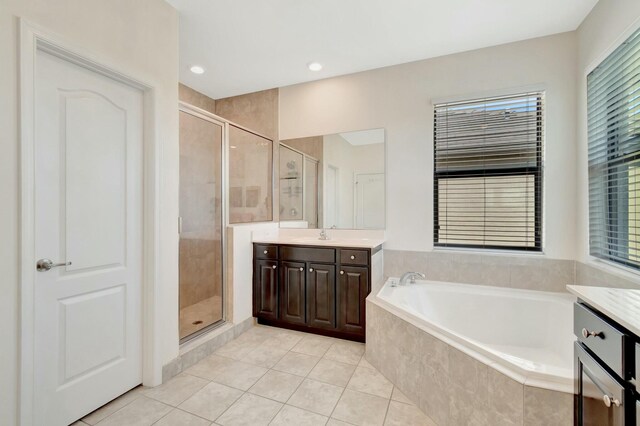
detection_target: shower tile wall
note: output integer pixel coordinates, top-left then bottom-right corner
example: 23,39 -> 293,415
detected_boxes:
215,88 -> 278,140
215,88 -> 279,220
179,83 -> 216,113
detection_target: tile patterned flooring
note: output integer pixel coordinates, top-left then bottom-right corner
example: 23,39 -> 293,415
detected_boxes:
74,325 -> 435,426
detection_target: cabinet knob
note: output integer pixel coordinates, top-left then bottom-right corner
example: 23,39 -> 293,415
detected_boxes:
309,268 -> 314,272
582,328 -> 603,339
263,250 -> 268,254
350,255 -> 355,260
340,271 -> 344,275
299,267 -> 304,272
272,265 -> 277,269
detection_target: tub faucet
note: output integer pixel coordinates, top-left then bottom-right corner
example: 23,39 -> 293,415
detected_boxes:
319,228 -> 330,240
398,272 -> 426,286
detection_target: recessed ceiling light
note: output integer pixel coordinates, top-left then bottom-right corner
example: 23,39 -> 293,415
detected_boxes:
307,62 -> 323,71
190,65 -> 205,74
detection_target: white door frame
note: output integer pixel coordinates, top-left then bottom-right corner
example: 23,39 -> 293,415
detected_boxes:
19,20 -> 162,425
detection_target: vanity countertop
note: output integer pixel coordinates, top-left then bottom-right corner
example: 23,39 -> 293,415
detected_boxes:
567,285 -> 640,336
252,236 -> 385,249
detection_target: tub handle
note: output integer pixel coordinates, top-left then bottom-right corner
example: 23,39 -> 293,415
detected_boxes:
582,328 -> 603,339
603,394 -> 621,408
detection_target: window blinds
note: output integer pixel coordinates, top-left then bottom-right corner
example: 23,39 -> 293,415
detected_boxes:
588,27 -> 640,269
434,92 -> 544,250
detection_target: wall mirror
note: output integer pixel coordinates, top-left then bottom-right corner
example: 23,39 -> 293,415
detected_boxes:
279,128 -> 385,230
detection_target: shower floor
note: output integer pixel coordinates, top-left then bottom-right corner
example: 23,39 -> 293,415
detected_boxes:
179,295 -> 223,339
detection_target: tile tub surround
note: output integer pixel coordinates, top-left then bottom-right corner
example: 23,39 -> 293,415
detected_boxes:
83,324 -> 433,426
384,249 -> 576,293
385,250 -> 640,294
365,300 -> 573,426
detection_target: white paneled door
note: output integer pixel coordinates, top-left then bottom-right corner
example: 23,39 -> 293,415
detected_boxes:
33,48 -> 143,425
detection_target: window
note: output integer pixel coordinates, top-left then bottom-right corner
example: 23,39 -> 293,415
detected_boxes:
433,92 -> 544,251
588,28 -> 640,269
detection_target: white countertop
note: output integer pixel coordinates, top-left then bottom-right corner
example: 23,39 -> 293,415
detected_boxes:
567,285 -> 640,336
252,228 -> 385,249
252,235 -> 385,249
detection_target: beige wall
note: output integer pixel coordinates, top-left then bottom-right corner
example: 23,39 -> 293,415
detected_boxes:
280,32 -> 578,259
0,1 -> 179,424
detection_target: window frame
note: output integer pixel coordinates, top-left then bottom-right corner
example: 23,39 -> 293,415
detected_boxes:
433,93 -> 544,252
587,25 -> 640,271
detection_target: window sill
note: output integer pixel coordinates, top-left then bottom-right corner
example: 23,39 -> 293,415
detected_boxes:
586,256 -> 640,281
433,246 -> 546,258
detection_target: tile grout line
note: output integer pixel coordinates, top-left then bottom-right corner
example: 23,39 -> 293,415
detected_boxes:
326,353 -> 362,423
87,389 -> 147,425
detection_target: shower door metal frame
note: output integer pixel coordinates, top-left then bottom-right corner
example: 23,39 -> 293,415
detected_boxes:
178,102 -> 229,344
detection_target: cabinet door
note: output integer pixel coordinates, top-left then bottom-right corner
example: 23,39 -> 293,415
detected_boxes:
307,263 -> 336,329
280,261 -> 306,325
254,260 -> 278,320
338,266 -> 369,335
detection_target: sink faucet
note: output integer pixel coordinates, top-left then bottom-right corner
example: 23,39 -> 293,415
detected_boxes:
319,228 -> 330,240
397,272 -> 426,286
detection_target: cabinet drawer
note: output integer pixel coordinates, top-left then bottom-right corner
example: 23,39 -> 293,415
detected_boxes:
254,244 -> 278,260
280,246 -> 335,263
340,249 -> 369,266
574,302 -> 625,377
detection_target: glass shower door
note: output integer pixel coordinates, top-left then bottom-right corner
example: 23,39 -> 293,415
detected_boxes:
179,110 -> 224,341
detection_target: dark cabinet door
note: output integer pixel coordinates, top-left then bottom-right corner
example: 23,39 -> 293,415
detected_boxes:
280,261 -> 306,325
253,260 -> 278,320
307,263 -> 336,329
338,266 -> 369,335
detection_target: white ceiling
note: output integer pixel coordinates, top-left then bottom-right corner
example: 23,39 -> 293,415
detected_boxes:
340,129 -> 385,146
167,0 -> 598,100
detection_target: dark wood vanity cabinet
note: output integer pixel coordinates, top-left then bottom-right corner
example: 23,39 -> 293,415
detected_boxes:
574,301 -> 638,426
280,261 -> 306,325
253,259 -> 278,320
253,243 -> 377,342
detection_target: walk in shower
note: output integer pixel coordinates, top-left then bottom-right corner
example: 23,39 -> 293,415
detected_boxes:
178,107 -> 225,341
178,103 -> 274,342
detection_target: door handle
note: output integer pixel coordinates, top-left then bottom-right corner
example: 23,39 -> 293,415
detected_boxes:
36,259 -> 72,272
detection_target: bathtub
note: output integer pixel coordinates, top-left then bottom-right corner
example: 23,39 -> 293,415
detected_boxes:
376,278 -> 576,391
366,278 -> 576,425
